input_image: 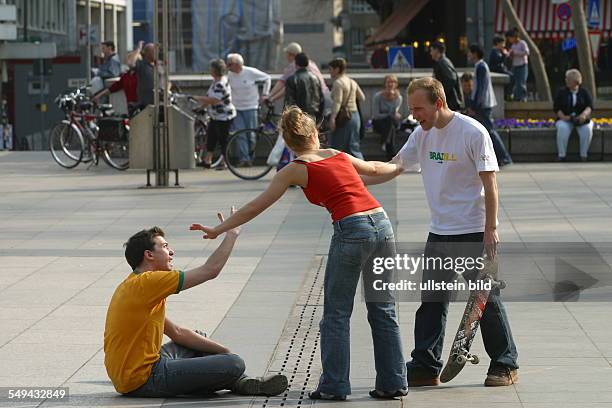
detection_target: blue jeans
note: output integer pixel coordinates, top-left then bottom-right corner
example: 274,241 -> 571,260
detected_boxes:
474,108 -> 513,165
125,331 -> 247,397
407,233 -> 519,376
233,109 -> 258,162
330,111 -> 364,159
555,119 -> 594,158
317,212 -> 407,395
512,64 -> 528,101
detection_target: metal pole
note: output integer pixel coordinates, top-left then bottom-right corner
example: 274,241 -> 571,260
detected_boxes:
39,58 -> 44,150
86,0 -> 91,83
153,0 -> 161,185
162,0 -> 170,181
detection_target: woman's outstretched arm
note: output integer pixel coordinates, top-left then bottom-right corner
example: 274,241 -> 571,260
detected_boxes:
190,164 -> 299,239
345,152 -> 403,178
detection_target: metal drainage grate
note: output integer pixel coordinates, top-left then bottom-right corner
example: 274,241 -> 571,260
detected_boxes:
255,256 -> 326,408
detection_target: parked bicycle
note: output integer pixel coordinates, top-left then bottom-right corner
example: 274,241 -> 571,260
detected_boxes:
224,100 -> 280,180
49,88 -> 129,170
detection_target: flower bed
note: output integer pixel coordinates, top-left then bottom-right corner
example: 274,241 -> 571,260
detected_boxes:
495,118 -> 612,129
491,119 -> 612,161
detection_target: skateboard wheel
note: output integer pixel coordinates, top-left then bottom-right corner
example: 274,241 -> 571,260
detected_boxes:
456,355 -> 467,365
498,280 -> 506,289
470,355 -> 480,364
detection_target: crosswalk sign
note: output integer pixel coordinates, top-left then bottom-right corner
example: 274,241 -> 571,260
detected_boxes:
587,0 -> 601,28
388,46 -> 414,71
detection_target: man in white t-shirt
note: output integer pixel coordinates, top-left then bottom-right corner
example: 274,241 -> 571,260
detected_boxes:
227,53 -> 271,166
363,77 -> 518,387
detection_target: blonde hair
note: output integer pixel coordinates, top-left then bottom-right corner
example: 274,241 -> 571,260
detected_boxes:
407,77 -> 447,107
565,69 -> 582,85
280,106 -> 318,153
384,74 -> 399,85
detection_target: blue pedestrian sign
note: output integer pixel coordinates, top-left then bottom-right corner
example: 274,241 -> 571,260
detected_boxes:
388,46 -> 414,71
561,37 -> 576,51
561,37 -> 577,52
587,0 -> 601,28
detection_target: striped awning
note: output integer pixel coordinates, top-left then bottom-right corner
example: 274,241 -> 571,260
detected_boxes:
365,0 -> 430,46
495,0 -> 612,39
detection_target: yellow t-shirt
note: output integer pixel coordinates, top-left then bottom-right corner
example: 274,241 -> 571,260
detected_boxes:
104,270 -> 184,394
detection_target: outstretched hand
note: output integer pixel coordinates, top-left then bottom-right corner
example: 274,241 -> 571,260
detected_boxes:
190,206 -> 240,239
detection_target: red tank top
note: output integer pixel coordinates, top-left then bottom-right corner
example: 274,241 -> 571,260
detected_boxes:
294,152 -> 381,221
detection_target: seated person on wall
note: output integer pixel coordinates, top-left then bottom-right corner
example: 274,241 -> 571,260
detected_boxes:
460,72 -> 474,115
104,217 -> 288,398
554,69 -> 594,162
371,74 -> 403,161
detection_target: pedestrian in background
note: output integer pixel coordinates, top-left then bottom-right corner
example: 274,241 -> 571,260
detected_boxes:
285,53 -> 324,122
430,42 -> 462,111
265,42 -> 328,107
372,74 -> 403,160
554,69 -> 594,161
328,58 -> 365,159
467,44 -> 512,166
193,59 -> 236,170
505,28 -> 529,102
488,35 -> 513,100
227,53 -> 271,167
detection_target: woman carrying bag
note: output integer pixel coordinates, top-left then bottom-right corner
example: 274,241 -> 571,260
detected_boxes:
328,58 -> 366,159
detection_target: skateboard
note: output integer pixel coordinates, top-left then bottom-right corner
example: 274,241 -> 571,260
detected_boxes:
439,256 -> 505,383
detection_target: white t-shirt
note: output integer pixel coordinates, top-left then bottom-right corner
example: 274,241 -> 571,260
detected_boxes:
395,112 -> 499,235
228,66 -> 272,111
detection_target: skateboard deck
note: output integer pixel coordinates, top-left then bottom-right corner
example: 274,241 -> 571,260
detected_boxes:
440,257 -> 503,383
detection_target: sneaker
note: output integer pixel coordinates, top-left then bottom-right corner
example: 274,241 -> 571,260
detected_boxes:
234,374 -> 288,396
407,367 -> 440,387
484,366 -> 518,386
369,388 -> 408,399
308,390 -> 347,401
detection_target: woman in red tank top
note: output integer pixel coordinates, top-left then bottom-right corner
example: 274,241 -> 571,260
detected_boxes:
191,106 -> 408,399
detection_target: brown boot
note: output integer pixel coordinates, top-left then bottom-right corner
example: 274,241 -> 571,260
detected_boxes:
407,367 -> 440,387
485,366 -> 518,386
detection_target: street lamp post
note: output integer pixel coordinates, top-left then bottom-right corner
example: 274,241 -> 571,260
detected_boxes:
86,0 -> 91,83
152,0 -> 170,186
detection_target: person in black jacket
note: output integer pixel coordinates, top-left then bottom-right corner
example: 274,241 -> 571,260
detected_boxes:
488,35 -> 513,100
430,42 -> 462,111
285,53 -> 323,123
554,69 -> 594,161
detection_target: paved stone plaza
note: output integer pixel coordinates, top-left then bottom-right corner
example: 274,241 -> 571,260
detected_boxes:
1,151 -> 611,407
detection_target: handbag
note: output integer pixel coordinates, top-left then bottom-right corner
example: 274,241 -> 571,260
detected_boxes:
267,133 -> 286,166
335,79 -> 354,128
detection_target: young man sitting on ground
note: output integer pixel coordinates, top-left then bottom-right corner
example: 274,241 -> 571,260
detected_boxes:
104,209 -> 288,397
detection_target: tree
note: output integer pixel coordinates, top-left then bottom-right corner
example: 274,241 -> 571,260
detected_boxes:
499,0 -> 552,102
569,0 -> 596,99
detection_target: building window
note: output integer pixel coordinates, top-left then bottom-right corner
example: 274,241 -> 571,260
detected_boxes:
350,0 -> 375,14
351,29 -> 365,55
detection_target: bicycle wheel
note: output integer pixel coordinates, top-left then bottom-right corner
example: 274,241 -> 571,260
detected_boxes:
195,120 -> 224,168
49,121 -> 84,169
194,120 -> 207,164
101,139 -> 129,170
226,128 -> 275,180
